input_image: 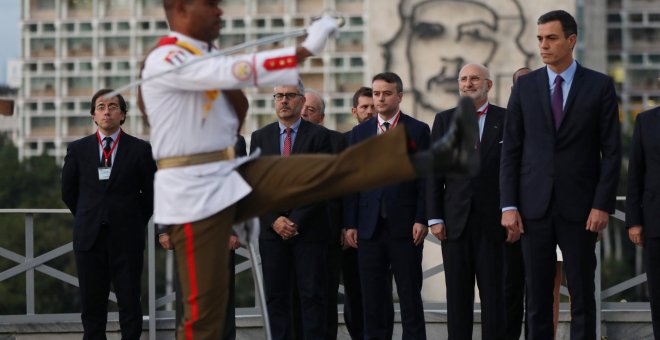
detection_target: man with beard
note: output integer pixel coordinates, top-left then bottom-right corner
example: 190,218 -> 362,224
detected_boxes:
250,81 -> 332,339
428,63 -> 511,340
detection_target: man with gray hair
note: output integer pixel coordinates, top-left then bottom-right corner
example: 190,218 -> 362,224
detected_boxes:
301,88 -> 351,339
428,63 -> 511,339
250,80 -> 333,339
302,89 -> 326,125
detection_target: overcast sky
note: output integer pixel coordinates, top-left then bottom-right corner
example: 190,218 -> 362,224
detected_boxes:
0,0 -> 20,84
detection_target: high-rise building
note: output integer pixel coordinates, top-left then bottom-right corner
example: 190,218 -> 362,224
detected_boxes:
23,0 -> 640,162
606,0 -> 660,132
17,0 -> 369,160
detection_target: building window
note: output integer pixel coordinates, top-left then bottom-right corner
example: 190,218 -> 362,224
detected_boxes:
350,57 -> 364,67
349,16 -> 364,26
118,22 -> 131,30
630,54 -> 643,64
80,22 -> 93,31
43,63 -> 56,71
156,21 -> 168,30
105,37 -> 130,56
232,19 -> 246,29
30,78 -> 56,96
649,54 -> 660,63
31,38 -> 56,58
67,37 -> 93,57
104,76 -> 130,89
67,77 -> 93,97
117,61 -> 130,70
43,23 -> 56,32
44,102 -> 56,111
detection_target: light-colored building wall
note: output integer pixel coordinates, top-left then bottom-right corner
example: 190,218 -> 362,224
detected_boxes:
17,0 -> 367,160
368,0 -> 577,124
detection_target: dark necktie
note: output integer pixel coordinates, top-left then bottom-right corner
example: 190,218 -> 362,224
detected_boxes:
382,122 -> 390,132
551,75 -> 564,130
102,137 -> 113,167
282,128 -> 292,157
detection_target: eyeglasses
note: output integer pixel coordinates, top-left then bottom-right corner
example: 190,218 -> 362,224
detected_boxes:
273,93 -> 303,101
96,103 -> 121,112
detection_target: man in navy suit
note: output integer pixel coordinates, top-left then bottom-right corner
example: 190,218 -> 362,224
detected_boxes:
626,107 -> 660,339
62,89 -> 157,339
500,10 -> 621,339
250,80 -> 332,340
429,63 -> 512,340
345,72 -> 430,339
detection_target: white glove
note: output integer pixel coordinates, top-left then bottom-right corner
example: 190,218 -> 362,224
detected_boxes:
301,15 -> 340,56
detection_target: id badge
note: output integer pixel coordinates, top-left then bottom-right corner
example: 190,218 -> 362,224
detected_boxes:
98,167 -> 111,181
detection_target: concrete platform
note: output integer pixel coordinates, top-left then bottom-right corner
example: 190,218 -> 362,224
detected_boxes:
0,310 -> 655,339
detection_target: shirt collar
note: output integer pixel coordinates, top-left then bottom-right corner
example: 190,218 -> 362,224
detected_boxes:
279,118 -> 302,134
477,101 -> 489,113
547,59 -> 577,86
170,31 -> 215,53
378,110 -> 400,126
98,129 -> 121,141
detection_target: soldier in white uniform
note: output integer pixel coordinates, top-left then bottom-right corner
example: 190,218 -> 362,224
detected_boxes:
142,0 -> 479,339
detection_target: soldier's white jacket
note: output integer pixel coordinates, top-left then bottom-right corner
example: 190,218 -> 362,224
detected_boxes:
141,31 -> 299,224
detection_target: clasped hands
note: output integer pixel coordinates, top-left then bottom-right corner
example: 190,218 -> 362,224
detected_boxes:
272,216 -> 298,240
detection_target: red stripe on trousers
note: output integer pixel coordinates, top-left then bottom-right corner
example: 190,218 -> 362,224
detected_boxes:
183,223 -> 199,340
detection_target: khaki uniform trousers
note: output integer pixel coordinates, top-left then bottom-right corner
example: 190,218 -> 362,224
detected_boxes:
169,126 -> 416,340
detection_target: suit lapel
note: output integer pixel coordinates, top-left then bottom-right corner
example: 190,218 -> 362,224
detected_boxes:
536,69 -> 555,132
107,131 -> 128,187
560,63 -> 584,131
479,108 -> 501,158
292,120 -> 309,154
87,134 -> 101,167
269,123 -> 282,155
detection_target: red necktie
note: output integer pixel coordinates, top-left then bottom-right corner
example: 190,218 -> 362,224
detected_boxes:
282,128 -> 292,157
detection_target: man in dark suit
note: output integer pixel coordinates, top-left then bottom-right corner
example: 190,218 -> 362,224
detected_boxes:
61,89 -> 157,340
250,80 -> 332,340
626,107 -> 660,339
341,86 -> 378,340
429,63 -> 512,340
504,67 -> 530,340
500,10 -> 621,339
301,88 -> 348,340
345,72 -> 430,339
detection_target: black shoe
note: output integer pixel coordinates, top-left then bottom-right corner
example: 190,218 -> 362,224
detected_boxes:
428,96 -> 480,177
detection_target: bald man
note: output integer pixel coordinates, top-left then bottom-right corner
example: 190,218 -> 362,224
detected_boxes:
428,63 -> 511,340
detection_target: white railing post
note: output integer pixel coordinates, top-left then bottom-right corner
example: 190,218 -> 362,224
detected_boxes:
148,219 -> 156,340
25,213 -> 35,316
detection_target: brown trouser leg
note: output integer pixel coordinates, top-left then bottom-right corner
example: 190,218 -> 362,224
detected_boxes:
169,206 -> 235,340
169,126 -> 415,339
235,125 -> 416,222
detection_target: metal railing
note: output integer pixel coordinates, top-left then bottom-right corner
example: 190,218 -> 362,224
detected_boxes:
0,200 -> 651,339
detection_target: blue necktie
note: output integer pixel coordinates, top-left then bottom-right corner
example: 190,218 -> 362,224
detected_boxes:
551,75 -> 564,130
102,137 -> 113,166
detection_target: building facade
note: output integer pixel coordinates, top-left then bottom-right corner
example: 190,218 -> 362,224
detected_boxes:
606,0 -> 660,132
18,0 -> 369,160
19,0 -> 655,161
